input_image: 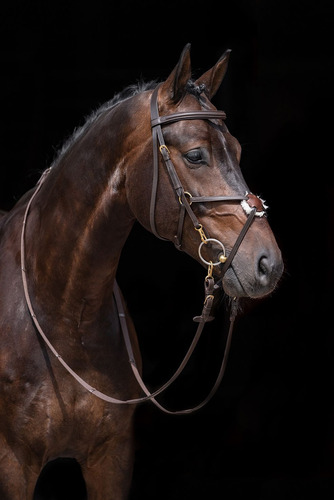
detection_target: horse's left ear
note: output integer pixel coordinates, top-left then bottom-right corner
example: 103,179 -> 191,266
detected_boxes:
159,43 -> 192,103
195,49 -> 231,99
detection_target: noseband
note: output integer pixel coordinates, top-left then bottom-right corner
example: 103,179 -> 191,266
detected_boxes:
150,83 -> 266,277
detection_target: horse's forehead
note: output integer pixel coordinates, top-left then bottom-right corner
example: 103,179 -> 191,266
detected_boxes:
166,119 -> 213,144
179,93 -> 213,113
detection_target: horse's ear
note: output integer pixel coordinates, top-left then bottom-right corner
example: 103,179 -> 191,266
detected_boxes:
195,49 -> 231,99
160,43 -> 192,103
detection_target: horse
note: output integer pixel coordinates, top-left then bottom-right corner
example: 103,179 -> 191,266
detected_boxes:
0,44 -> 283,499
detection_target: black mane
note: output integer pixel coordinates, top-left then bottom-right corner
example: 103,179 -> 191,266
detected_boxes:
52,80 -> 158,167
186,81 -> 207,98
52,78 -> 206,167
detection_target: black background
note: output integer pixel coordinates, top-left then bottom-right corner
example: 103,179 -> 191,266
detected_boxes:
1,1 -> 333,499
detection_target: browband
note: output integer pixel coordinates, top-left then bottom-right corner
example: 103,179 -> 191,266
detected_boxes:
151,110 -> 226,128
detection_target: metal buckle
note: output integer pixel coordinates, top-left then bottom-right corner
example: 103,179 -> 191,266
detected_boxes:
179,191 -> 193,206
159,144 -> 170,155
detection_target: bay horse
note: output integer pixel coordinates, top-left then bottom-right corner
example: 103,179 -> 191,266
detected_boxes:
0,44 -> 283,499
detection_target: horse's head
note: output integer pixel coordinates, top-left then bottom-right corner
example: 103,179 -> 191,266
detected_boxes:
126,44 -> 283,298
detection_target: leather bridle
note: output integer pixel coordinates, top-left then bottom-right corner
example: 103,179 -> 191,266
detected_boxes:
150,83 -> 266,276
20,85 -> 268,415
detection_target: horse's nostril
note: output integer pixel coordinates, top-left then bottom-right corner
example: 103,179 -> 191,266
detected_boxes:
259,256 -> 268,274
256,252 -> 284,291
258,255 -> 271,280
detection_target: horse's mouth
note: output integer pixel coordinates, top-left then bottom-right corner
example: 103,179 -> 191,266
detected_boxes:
221,266 -> 248,298
221,265 -> 280,299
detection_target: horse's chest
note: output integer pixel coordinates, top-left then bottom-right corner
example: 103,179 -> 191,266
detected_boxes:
39,390 -> 133,459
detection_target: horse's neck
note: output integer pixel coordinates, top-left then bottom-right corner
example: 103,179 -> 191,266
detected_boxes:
26,111 -> 136,329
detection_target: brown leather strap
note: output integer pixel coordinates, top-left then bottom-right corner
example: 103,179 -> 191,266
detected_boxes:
221,207 -> 256,275
113,278 -> 217,401
213,207 -> 257,292
190,195 -> 246,203
21,186 -> 234,411
150,88 -> 203,240
21,181 -> 225,408
151,109 -> 226,128
149,84 -> 248,249
113,279 -> 238,415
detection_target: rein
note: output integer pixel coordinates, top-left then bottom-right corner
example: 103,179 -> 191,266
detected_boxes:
20,176 -> 237,414
20,86 -> 267,414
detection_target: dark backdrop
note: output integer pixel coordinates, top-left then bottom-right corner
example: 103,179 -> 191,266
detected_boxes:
1,1 -> 333,499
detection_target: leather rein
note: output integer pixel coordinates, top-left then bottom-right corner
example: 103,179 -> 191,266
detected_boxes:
20,86 -> 267,415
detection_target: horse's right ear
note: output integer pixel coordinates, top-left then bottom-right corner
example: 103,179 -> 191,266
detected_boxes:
195,49 -> 231,99
159,43 -> 192,104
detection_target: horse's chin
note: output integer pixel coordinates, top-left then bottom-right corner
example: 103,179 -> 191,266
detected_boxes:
221,267 -> 274,299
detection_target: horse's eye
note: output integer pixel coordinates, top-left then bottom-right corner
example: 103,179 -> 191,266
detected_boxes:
184,149 -> 205,166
